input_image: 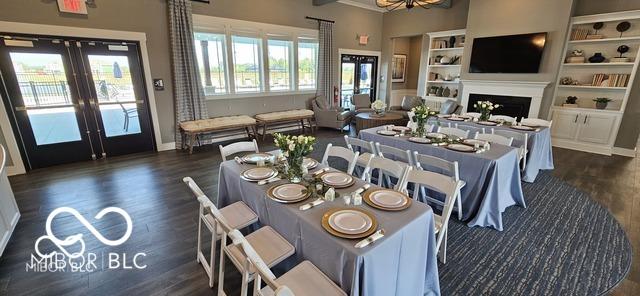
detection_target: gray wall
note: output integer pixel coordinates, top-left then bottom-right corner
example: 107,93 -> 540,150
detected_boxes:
0,0 -> 382,149
391,35 -> 422,90
574,0 -> 640,149
380,0 -> 470,101
461,0 -> 575,119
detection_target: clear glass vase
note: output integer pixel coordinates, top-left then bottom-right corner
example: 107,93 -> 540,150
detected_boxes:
286,156 -> 304,183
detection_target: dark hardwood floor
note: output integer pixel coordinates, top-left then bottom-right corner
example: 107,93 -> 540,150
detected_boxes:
0,129 -> 637,295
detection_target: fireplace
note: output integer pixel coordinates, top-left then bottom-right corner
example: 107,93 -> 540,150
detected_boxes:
468,94 -> 531,119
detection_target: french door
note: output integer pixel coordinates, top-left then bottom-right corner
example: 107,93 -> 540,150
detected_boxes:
0,35 -> 154,169
340,54 -> 378,109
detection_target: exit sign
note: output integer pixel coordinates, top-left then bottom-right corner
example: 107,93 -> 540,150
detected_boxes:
57,0 -> 88,15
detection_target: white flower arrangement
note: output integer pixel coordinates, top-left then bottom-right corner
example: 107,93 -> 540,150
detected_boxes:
371,100 -> 387,112
474,100 -> 500,121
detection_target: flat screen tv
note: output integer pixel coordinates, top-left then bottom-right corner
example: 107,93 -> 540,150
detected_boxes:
469,32 -> 547,73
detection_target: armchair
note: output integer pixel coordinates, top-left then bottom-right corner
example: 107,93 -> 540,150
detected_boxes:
351,94 -> 374,114
311,96 -> 354,131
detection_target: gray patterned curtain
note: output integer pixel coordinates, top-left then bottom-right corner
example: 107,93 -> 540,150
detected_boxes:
168,0 -> 208,147
317,21 -> 335,108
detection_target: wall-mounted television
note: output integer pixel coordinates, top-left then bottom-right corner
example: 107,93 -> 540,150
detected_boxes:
469,32 -> 547,73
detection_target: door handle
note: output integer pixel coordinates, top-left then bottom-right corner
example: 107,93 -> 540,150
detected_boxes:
583,115 -> 588,124
574,114 -> 579,123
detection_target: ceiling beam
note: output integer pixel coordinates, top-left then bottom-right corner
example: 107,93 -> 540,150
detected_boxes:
313,0 -> 338,6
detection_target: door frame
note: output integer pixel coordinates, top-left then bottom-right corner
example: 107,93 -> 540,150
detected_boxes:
338,48 -> 381,103
0,21 -> 166,175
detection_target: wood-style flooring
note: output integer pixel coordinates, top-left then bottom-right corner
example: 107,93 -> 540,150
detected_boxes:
0,129 -> 637,295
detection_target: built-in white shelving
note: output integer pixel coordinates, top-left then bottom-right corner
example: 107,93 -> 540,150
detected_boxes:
549,10 -> 640,155
418,29 -> 466,105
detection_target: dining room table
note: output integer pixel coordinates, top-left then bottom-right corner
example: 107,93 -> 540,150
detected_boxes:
359,126 -> 526,231
430,117 -> 554,182
217,157 -> 441,296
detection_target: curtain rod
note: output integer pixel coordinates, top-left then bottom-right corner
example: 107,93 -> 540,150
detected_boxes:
305,16 -> 335,24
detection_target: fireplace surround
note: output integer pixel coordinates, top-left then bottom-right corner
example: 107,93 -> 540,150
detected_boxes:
460,80 -> 550,118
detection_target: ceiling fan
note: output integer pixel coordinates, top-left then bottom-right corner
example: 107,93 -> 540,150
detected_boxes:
376,0 -> 446,11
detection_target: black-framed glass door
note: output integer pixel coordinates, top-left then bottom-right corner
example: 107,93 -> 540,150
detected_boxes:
340,54 -> 378,109
0,35 -> 154,169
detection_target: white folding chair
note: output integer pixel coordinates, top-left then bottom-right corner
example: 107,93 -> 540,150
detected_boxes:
219,139 -> 259,161
475,133 -> 514,146
321,143 -> 359,175
489,115 -> 517,124
521,117 -> 553,127
375,143 -> 412,165
363,156 -> 410,191
412,152 -> 465,220
437,126 -> 470,139
494,129 -> 529,172
464,112 -> 481,119
407,110 -> 416,126
183,177 -> 258,288
228,230 -> 347,296
400,169 -> 462,263
344,136 -> 375,176
197,198 -> 294,296
455,123 -> 485,138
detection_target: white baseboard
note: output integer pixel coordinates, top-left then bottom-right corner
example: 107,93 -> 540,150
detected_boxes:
6,165 -> 26,176
551,139 -> 613,155
0,212 -> 20,257
157,142 -> 177,151
612,147 -> 637,158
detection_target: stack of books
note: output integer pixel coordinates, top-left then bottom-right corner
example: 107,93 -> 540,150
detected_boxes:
431,40 -> 448,49
591,73 -> 630,87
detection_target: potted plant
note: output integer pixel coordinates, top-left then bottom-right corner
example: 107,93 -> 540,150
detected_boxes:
563,96 -> 578,107
410,104 -> 437,137
593,97 -> 612,110
474,100 -> 500,121
273,133 -> 316,183
371,100 -> 387,116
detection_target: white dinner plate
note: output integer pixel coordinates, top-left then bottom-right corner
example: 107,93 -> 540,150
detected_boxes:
391,126 -> 412,132
321,172 -> 354,188
328,209 -> 373,235
241,153 -> 273,164
270,184 -> 308,202
303,158 -> 318,169
368,190 -> 408,209
242,167 -> 277,181
462,139 -> 487,146
426,132 -> 446,139
437,114 -> 451,118
510,125 -> 536,131
377,130 -> 398,136
408,137 -> 432,144
477,121 -> 498,126
446,143 -> 477,153
448,117 -> 466,121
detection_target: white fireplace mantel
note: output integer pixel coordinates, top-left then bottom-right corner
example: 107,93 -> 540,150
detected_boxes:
460,80 -> 550,118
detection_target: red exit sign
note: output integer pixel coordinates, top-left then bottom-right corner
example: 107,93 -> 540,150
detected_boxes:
57,0 -> 88,15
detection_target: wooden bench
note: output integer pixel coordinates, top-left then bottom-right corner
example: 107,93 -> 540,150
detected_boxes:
255,109 -> 315,140
179,115 -> 257,154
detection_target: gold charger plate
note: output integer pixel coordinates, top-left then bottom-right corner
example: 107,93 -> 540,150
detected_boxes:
319,171 -> 356,189
321,208 -> 378,239
266,183 -> 311,204
363,189 -> 412,211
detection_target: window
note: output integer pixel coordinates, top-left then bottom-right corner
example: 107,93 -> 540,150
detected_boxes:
194,32 -> 227,95
298,39 -> 318,90
267,39 -> 293,91
232,36 -> 262,93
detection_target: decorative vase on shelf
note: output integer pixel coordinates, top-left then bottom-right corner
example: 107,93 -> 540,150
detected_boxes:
596,102 -> 607,109
588,53 -> 606,63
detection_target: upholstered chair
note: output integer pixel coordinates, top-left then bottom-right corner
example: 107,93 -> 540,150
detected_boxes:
439,99 -> 462,115
311,96 -> 354,131
389,96 -> 423,119
351,94 -> 374,114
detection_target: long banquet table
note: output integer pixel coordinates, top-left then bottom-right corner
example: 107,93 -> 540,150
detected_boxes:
431,118 -> 554,182
360,126 -> 526,231
217,160 -> 441,296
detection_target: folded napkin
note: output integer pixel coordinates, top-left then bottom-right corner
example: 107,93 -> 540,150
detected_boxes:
299,198 -> 324,211
354,184 -> 371,195
258,177 -> 281,185
234,156 -> 244,164
355,230 -> 385,249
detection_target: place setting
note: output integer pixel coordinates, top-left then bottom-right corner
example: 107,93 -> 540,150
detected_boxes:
363,188 -> 412,211
237,152 -> 274,165
321,207 -> 381,242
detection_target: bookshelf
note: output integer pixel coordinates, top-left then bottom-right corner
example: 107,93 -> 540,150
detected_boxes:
418,29 -> 466,105
549,10 -> 640,155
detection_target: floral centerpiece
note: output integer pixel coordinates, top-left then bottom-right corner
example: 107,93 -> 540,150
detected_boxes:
371,100 -> 387,116
410,104 -> 437,137
474,101 -> 500,121
273,133 -> 316,183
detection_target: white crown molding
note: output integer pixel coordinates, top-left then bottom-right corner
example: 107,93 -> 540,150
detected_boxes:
337,0 -> 386,13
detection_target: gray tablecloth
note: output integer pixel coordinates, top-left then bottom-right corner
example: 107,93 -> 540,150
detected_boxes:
360,127 -> 526,231
217,161 -> 441,296
433,118 -> 555,182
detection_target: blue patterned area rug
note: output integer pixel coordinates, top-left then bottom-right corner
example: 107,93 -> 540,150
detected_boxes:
437,171 -> 632,295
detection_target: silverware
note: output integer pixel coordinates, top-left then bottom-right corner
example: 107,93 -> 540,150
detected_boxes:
299,198 -> 325,211
258,177 -> 281,185
312,167 -> 330,177
234,156 -> 245,164
354,184 -> 371,195
355,229 -> 385,249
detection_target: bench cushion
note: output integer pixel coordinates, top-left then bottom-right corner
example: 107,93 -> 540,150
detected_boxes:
255,109 -> 314,122
180,115 -> 256,133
